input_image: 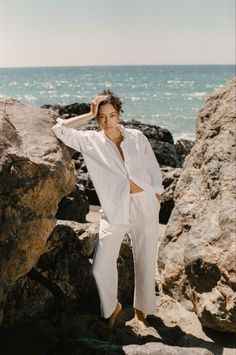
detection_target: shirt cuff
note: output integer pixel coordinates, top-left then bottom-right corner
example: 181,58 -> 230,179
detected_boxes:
52,121 -> 66,135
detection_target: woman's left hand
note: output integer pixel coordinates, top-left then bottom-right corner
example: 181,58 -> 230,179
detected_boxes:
90,95 -> 109,118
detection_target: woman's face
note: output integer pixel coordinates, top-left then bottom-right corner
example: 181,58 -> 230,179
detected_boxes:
96,103 -> 120,133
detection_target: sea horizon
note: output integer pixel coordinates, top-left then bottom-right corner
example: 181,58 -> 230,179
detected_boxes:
0,64 -> 235,141
0,63 -> 234,69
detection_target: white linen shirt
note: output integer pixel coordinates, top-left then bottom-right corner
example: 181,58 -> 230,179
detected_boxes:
52,122 -> 164,225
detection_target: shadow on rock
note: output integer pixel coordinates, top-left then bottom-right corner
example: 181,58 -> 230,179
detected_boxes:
203,327 -> 236,349
147,314 -> 225,355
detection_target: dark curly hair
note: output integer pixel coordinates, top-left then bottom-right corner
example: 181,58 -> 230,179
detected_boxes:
97,89 -> 124,114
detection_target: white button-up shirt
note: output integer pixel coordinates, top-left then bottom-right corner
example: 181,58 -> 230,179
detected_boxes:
52,122 -> 164,225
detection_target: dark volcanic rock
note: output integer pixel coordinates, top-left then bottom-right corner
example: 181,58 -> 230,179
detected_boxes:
41,102 -> 90,119
56,183 -> 90,222
159,167 -> 182,224
121,118 -> 174,144
149,139 -> 180,167
2,221 -> 134,327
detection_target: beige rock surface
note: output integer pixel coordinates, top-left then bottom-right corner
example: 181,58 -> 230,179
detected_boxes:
0,98 -> 76,322
158,78 -> 236,333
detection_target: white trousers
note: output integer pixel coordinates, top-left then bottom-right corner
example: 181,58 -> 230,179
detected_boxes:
92,190 -> 160,319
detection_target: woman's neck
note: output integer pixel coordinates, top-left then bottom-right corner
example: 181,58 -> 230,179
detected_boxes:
105,126 -> 124,143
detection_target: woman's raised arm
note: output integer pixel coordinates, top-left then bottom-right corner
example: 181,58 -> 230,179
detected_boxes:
57,95 -> 108,128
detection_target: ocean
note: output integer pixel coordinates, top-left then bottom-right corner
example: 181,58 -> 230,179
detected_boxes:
0,65 -> 234,141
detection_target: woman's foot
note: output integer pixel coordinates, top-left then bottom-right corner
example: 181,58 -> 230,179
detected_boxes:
108,302 -> 122,328
134,309 -> 150,330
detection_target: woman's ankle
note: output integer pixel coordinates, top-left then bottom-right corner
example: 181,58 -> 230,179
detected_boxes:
134,309 -> 146,321
108,302 -> 122,328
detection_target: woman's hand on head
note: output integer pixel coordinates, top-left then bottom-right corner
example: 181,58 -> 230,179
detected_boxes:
90,95 -> 108,119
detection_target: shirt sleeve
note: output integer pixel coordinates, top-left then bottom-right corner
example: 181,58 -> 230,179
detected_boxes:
140,132 -> 164,194
51,121 -> 89,153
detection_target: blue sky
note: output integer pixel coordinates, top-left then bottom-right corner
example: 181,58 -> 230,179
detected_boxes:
0,0 -> 235,67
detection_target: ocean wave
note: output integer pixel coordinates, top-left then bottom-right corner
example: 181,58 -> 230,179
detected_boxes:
24,94 -> 37,101
173,132 -> 196,142
174,115 -> 189,120
131,96 -> 141,102
42,82 -> 55,89
8,81 -> 18,86
183,92 -> 207,99
60,93 -> 70,98
167,80 -> 181,84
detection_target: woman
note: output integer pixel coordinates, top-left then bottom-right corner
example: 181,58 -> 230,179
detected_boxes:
52,90 -> 164,329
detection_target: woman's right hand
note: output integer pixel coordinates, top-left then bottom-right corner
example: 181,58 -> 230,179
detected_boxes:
90,95 -> 108,118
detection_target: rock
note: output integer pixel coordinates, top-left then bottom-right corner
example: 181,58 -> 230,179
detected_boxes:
149,138 -> 180,167
2,221 -> 134,327
121,119 -> 174,144
56,183 -> 90,222
2,294 -> 231,354
2,274 -> 54,327
52,220 -> 99,258
122,121 -> 193,167
1,221 -> 99,326
0,98 -> 76,325
52,337 -> 214,355
159,167 -> 182,224
35,221 -> 100,315
175,138 -> 195,166
123,343 -> 214,355
1,85 -> 235,353
41,102 -> 90,119
158,78 -> 236,333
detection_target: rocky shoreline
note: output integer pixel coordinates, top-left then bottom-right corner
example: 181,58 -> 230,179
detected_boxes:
0,78 -> 235,354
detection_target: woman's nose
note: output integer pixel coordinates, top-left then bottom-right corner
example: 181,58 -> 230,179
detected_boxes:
104,116 -> 111,123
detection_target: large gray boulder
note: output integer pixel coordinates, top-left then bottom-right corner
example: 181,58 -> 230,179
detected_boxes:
158,78 -> 236,333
